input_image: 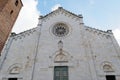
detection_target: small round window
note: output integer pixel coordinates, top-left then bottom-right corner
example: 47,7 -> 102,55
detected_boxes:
52,23 -> 69,37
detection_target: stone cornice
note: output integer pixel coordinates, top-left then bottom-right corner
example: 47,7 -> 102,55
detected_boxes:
11,27 -> 38,40
85,26 -> 113,34
85,26 -> 113,38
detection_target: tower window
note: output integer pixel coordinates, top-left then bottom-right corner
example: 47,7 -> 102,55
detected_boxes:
15,0 -> 19,6
106,75 -> 116,80
10,10 -> 13,15
8,78 -> 17,80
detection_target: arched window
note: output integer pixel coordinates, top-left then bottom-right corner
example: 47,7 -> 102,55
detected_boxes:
15,0 -> 19,6
10,10 -> 13,15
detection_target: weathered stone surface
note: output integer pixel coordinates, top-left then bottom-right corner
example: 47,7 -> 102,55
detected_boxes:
0,7 -> 120,80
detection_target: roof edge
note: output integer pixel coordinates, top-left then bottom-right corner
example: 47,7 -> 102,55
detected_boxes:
39,7 -> 83,19
19,0 -> 23,6
85,26 -> 113,35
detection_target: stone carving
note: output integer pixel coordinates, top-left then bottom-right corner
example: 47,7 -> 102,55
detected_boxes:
50,40 -> 73,63
103,64 -> 113,72
9,66 -> 20,74
8,63 -> 22,74
54,49 -> 68,62
52,23 -> 69,37
102,62 -> 114,72
58,40 -> 63,49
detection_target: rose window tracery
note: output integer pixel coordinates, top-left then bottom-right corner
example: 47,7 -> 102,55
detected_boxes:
52,23 -> 69,37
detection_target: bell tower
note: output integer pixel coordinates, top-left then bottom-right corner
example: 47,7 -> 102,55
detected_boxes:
0,0 -> 23,55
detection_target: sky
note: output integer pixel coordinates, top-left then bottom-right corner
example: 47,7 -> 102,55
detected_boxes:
12,0 -> 120,45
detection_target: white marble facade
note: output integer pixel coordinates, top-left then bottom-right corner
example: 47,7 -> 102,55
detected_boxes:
0,7 -> 120,80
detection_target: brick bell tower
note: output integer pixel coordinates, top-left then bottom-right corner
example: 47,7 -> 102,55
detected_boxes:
0,0 -> 23,55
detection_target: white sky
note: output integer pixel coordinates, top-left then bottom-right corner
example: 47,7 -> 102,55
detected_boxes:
12,0 -> 40,33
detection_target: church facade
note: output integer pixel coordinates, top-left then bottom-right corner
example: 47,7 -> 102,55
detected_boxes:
0,7 -> 120,80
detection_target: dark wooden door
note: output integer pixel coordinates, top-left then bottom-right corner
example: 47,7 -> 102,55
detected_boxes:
54,66 -> 68,80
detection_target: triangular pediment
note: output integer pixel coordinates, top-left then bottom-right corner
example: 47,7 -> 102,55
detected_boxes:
39,7 -> 83,20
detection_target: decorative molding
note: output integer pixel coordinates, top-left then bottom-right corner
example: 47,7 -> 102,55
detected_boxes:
11,27 -> 38,41
49,21 -> 72,39
39,7 -> 83,23
51,50 -> 72,62
101,61 -> 115,72
85,26 -> 113,39
8,63 -> 22,74
52,23 -> 69,37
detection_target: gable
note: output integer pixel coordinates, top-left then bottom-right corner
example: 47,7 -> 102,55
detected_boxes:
39,7 -> 83,24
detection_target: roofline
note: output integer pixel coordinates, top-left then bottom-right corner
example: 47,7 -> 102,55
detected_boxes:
39,7 -> 83,19
19,0 -> 23,6
85,26 -> 113,34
